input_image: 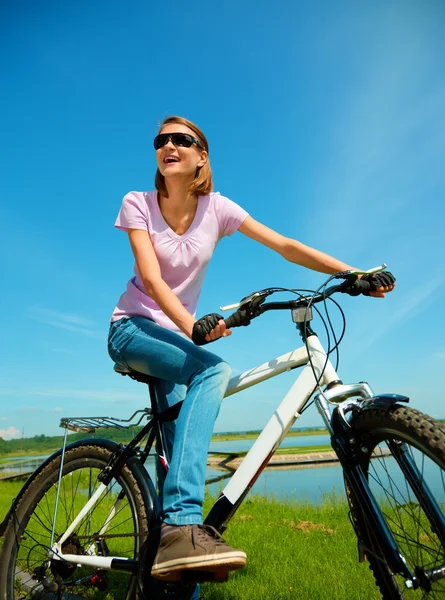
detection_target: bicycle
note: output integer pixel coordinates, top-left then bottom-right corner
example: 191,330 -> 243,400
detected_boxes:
1,266 -> 445,600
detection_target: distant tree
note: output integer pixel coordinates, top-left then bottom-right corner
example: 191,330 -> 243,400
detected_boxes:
0,436 -> 11,454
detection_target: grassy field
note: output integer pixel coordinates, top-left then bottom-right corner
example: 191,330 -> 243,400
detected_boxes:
200,493 -> 380,600
0,480 -> 22,521
0,451 -> 50,461
0,480 -> 22,552
0,480 -> 380,599
0,429 -> 329,461
1,445 -> 333,469
211,429 -> 328,442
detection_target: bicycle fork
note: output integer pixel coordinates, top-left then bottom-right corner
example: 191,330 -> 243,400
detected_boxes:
317,394 -> 445,591
329,416 -> 414,583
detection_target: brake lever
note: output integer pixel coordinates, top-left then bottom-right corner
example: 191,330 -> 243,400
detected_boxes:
333,264 -> 387,279
220,289 -> 273,313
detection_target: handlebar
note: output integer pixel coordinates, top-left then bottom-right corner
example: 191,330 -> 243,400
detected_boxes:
222,272 -> 379,330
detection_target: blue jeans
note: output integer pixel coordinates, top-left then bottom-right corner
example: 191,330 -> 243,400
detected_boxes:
108,316 -> 231,526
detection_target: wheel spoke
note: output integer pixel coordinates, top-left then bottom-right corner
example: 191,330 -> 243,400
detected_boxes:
346,407 -> 445,598
2,446 -> 146,600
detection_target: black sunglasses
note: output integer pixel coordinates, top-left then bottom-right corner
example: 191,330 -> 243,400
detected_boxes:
153,132 -> 203,151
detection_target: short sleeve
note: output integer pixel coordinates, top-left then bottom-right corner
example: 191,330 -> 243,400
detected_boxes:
213,192 -> 249,238
115,192 -> 149,232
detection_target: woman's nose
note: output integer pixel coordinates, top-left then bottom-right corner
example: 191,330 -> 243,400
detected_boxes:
164,135 -> 176,149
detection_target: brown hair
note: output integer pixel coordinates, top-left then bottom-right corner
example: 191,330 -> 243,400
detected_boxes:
154,116 -> 213,197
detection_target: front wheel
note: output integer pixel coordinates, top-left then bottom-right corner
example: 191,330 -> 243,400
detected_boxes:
0,444 -> 148,600
346,406 -> 445,599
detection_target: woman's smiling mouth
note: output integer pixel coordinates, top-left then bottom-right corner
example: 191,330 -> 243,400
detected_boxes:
163,155 -> 180,164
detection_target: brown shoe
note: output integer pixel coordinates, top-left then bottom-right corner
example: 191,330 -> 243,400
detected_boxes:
151,523 -> 247,581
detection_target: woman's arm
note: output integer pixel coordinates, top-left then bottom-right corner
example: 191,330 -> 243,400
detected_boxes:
238,216 -> 394,297
128,229 -> 197,338
238,216 -> 354,273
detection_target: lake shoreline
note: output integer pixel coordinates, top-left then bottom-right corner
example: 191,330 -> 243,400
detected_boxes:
207,450 -> 339,470
211,428 -> 328,442
0,428 -> 329,460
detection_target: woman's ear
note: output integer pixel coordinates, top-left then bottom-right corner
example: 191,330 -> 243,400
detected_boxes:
197,150 -> 208,168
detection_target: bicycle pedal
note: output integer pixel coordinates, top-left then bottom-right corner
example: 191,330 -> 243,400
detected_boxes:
181,569 -> 229,583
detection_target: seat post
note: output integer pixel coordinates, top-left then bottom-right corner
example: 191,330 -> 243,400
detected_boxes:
147,378 -> 161,415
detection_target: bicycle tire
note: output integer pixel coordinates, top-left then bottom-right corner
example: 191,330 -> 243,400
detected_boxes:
345,406 -> 445,599
0,443 -> 148,600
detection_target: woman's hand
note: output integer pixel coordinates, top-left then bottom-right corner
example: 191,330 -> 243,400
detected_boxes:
205,319 -> 232,342
369,285 -> 395,298
361,272 -> 396,298
192,314 -> 232,345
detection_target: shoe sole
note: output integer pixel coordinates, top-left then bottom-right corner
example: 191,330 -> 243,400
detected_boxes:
154,567 -> 230,583
151,552 -> 247,581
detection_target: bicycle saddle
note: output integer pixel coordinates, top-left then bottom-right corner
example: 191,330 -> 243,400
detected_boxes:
113,363 -> 154,385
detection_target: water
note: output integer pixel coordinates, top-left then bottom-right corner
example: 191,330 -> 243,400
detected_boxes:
141,454 -> 346,502
0,449 -> 342,502
0,456 -> 48,477
3,440 -> 444,506
0,454 -> 49,463
206,462 -> 346,502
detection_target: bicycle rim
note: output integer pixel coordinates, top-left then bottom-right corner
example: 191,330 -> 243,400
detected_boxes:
1,445 -> 147,600
348,407 -> 445,599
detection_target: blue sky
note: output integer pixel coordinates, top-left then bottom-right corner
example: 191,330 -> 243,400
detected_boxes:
1,0 -> 445,440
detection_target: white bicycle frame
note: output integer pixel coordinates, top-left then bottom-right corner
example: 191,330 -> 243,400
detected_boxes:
219,334 -> 373,509
50,332 -> 376,571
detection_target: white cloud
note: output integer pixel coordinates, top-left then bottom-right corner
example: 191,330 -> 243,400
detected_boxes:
384,274 -> 445,326
27,307 -> 103,339
29,307 -> 93,327
0,417 -> 7,421
354,273 -> 445,350
0,426 -> 22,440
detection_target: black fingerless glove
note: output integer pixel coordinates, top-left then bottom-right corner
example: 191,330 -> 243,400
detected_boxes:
192,313 -> 224,346
360,271 -> 396,296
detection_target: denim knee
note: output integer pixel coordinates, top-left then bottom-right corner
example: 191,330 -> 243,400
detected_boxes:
215,360 -> 232,385
198,359 -> 231,386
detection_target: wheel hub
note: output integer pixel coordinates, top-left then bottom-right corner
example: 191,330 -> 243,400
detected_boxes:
50,534 -> 82,579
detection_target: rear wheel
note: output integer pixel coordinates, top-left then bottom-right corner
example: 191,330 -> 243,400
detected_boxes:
346,406 -> 445,599
0,444 -> 148,600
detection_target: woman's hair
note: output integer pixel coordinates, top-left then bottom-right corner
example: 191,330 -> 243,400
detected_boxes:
155,116 -> 213,197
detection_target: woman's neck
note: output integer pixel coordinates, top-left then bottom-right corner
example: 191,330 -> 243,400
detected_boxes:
161,179 -> 197,214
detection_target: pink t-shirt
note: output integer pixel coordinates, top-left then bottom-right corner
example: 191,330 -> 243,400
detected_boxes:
111,191 -> 249,332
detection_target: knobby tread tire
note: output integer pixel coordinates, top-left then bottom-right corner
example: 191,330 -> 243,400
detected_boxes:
0,443 -> 149,600
346,406 -> 445,600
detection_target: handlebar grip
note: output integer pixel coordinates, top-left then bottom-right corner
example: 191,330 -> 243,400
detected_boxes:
346,279 -> 371,296
224,309 -> 251,329
224,314 -> 237,329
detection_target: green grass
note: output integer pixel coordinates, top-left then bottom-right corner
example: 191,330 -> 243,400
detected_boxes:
199,492 -> 380,600
0,450 -> 57,460
212,429 -> 328,442
0,474 -> 141,598
0,480 -> 22,518
0,481 -> 379,599
274,445 -> 332,454
0,481 -> 22,552
1,444 -> 333,466
0,429 -> 329,461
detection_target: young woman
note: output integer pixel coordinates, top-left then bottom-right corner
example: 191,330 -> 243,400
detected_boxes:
108,116 -> 395,583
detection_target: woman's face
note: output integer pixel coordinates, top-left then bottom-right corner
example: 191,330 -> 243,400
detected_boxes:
155,123 -> 207,180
